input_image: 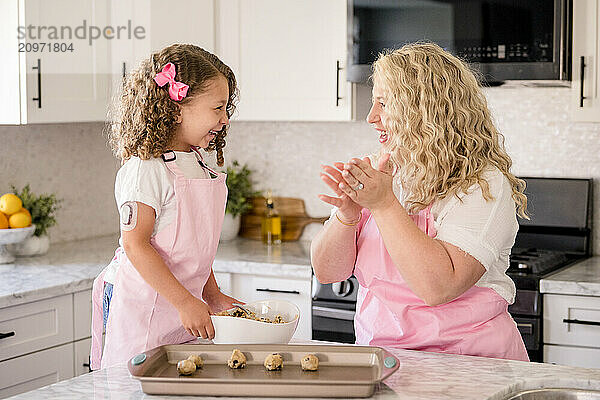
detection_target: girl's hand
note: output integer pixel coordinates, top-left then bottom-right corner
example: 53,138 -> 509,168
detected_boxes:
319,162 -> 363,222
205,291 -> 243,314
177,296 -> 215,340
338,154 -> 396,212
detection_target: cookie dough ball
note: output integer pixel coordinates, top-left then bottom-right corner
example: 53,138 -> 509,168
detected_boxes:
227,349 -> 247,369
187,354 -> 204,368
177,359 -> 196,375
264,353 -> 283,371
301,354 -> 319,371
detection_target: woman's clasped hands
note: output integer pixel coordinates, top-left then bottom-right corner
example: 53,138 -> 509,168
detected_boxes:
319,153 -> 396,216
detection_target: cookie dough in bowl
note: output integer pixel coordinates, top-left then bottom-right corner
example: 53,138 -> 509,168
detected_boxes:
211,299 -> 300,344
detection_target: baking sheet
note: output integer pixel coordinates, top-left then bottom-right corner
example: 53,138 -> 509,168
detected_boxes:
128,343 -> 399,397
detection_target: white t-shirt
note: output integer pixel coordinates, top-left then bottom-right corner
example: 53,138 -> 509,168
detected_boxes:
104,150 -> 212,284
330,163 -> 519,304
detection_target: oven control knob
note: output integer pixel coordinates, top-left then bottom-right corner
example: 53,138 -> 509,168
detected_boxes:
332,280 -> 353,297
517,263 -> 530,271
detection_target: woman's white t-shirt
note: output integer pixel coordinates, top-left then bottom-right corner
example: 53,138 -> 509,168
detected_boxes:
330,163 -> 519,304
103,151 -> 211,284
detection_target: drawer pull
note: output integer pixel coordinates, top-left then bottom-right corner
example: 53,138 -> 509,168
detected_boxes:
256,288 -> 300,295
0,331 -> 15,339
563,318 -> 600,326
516,323 -> 534,335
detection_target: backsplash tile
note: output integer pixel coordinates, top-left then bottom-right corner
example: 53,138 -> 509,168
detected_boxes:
1,86 -> 599,253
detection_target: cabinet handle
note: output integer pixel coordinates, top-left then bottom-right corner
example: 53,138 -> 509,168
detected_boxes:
83,356 -> 92,372
580,56 -> 587,107
0,331 -> 15,339
32,58 -> 42,108
122,62 -> 127,79
563,318 -> 600,326
335,60 -> 343,107
256,288 -> 300,295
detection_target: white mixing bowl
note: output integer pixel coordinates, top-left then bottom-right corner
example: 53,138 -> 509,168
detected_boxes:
210,299 -> 300,344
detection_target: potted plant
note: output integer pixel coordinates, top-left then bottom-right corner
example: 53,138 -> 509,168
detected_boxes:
220,161 -> 261,241
7,185 -> 62,256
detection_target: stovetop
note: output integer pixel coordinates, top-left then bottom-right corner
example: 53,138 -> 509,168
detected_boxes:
507,247 -> 588,290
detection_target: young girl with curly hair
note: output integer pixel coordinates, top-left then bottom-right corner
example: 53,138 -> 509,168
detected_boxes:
312,42 -> 529,361
90,44 -> 241,369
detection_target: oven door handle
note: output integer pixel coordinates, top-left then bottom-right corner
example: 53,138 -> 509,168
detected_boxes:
312,306 -> 355,321
563,318 -> 600,326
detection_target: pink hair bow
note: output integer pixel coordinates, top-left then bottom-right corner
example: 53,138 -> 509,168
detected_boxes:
153,62 -> 189,101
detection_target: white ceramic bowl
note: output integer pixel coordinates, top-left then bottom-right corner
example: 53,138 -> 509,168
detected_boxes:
210,299 -> 300,344
0,225 -> 35,245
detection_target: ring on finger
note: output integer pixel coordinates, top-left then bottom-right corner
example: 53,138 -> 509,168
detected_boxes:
353,182 -> 364,191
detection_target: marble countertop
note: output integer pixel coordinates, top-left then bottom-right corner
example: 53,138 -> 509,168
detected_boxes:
0,235 -> 312,309
540,256 -> 600,296
6,340 -> 600,400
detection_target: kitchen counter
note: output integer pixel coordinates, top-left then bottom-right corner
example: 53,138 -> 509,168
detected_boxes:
0,235 -> 312,309
6,340 -> 600,400
540,256 -> 600,296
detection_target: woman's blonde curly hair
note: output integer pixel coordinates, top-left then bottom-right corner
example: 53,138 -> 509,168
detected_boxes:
107,43 -> 238,166
373,42 -> 527,218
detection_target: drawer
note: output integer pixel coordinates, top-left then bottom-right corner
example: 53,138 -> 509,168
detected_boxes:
74,290 -> 92,341
73,337 -> 92,376
544,344 -> 600,369
0,342 -> 74,398
544,294 -> 600,348
233,275 -> 312,340
0,295 -> 73,362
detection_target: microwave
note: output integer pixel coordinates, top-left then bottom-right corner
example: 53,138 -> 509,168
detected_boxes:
347,0 -> 572,84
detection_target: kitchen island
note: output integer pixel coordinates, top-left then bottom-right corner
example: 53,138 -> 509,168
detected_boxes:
5,339 -> 600,400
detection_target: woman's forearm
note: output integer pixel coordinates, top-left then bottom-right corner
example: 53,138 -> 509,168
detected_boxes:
124,241 -> 194,309
370,200 -> 457,305
310,217 -> 358,283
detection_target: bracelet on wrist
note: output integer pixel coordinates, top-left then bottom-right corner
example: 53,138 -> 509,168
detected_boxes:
335,211 -> 362,226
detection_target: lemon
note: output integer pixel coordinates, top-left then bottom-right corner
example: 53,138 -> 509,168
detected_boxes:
8,210 -> 32,228
0,212 -> 8,229
0,193 -> 23,215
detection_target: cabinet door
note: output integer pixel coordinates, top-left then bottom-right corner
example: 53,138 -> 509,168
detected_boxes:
0,343 -> 74,398
73,337 -> 92,376
214,272 -> 233,296
217,0 -> 350,121
0,0 -> 21,124
0,294 -> 73,362
109,0 -> 215,87
544,344 -> 600,369
544,294 -> 600,348
571,0 -> 600,121
74,290 -> 92,341
22,0 -> 112,123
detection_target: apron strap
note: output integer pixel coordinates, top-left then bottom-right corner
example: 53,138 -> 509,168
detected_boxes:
190,147 -> 219,178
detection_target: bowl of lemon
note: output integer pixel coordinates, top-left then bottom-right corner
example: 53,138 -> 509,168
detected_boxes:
0,193 -> 35,264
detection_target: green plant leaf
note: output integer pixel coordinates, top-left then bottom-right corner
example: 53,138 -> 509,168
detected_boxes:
10,184 -> 62,237
221,161 -> 261,217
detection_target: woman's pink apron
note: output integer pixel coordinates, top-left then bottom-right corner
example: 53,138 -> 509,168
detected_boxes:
353,206 -> 529,361
90,148 -> 226,369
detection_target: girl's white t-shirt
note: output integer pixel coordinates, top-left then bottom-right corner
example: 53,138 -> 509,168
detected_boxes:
104,151 -> 211,284
330,161 -> 519,304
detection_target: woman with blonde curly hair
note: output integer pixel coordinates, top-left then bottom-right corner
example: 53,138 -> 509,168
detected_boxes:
90,44 -> 242,369
312,42 -> 529,361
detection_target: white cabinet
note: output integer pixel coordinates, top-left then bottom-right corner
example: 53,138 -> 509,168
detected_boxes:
214,271 -> 232,296
0,0 -> 112,124
109,0 -> 215,86
216,0 -> 350,121
543,294 -> 600,368
73,338 -> 92,376
0,343 -> 74,398
230,273 -> 312,340
571,0 -> 600,122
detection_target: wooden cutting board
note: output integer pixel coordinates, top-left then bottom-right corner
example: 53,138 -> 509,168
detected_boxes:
240,197 -> 328,241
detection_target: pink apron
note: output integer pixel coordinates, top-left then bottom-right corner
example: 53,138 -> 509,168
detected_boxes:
353,206 -> 529,361
90,148 -> 226,369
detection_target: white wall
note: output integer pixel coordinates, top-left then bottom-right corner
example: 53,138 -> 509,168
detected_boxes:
1,86 -> 599,252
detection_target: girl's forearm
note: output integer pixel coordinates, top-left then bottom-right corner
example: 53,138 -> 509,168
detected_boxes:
124,242 -> 194,309
370,200 -> 455,304
310,217 -> 358,283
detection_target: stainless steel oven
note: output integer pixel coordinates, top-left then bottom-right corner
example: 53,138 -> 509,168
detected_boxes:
312,276 -> 358,343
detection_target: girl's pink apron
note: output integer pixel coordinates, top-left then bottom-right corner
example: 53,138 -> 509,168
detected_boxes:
90,148 -> 226,369
353,206 -> 529,361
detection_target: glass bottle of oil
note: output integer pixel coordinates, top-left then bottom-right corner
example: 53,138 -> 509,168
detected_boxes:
261,190 -> 282,245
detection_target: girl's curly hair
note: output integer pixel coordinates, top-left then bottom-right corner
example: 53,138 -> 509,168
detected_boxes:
373,42 -> 528,218
107,43 -> 238,166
